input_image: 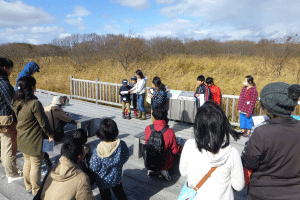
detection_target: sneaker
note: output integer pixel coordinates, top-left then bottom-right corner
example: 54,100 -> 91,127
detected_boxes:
7,175 -> 23,184
160,170 -> 171,181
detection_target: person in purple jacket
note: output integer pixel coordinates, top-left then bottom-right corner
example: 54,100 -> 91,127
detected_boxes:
237,75 -> 258,137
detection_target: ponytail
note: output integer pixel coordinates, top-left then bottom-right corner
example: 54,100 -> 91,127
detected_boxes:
14,76 -> 36,103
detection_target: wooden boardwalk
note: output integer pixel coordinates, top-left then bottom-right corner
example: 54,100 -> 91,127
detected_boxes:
0,90 -> 248,200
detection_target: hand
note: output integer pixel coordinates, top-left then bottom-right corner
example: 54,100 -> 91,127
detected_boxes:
149,94 -> 153,98
196,94 -> 199,97
48,137 -> 54,143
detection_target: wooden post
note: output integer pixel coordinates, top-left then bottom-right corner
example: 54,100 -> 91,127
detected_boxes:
96,78 -> 99,104
70,76 -> 73,99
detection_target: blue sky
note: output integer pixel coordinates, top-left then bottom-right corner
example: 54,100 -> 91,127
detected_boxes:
0,0 -> 300,44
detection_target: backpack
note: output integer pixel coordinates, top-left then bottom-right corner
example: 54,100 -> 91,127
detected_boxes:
143,124 -> 169,171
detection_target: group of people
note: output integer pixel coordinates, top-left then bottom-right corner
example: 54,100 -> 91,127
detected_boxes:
1,56 -> 300,200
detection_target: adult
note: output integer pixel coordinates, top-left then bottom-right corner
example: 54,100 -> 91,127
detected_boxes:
237,75 -> 258,137
15,62 -> 40,91
148,77 -> 167,124
12,76 -> 53,195
0,57 -> 22,183
44,96 -> 75,141
180,101 -> 244,200
129,69 -> 148,120
40,139 -> 96,200
242,82 -> 300,200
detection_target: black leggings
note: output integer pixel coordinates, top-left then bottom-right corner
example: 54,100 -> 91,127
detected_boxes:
99,182 -> 127,200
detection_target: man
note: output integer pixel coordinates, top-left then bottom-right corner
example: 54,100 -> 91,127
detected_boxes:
40,139 -> 96,200
44,96 -> 75,141
206,77 -> 222,105
15,62 -> 40,91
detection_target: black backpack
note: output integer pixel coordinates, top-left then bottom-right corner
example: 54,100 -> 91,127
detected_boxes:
143,124 -> 169,171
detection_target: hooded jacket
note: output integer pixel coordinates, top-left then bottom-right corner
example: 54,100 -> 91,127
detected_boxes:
44,104 -> 72,131
41,156 -> 95,200
180,139 -> 244,200
15,62 -> 40,91
89,139 -> 129,189
131,76 -> 148,95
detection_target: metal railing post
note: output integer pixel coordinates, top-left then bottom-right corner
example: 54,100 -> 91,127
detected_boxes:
96,78 -> 99,104
70,76 -> 73,99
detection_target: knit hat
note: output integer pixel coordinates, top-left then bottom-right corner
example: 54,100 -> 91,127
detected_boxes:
260,82 -> 300,117
51,96 -> 63,105
122,79 -> 128,85
131,76 -> 137,80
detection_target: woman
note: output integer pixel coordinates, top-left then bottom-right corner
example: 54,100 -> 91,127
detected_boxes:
242,82 -> 300,200
148,77 -> 167,124
0,57 -> 22,183
237,75 -> 258,137
12,76 -> 53,195
129,69 -> 148,120
180,101 -> 244,200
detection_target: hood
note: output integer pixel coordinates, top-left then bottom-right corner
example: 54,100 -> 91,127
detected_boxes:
202,145 -> 232,167
17,62 -> 40,81
97,139 -> 120,158
49,156 -> 82,182
144,76 -> 148,81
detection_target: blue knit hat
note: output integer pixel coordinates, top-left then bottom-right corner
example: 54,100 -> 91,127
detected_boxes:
122,79 -> 128,85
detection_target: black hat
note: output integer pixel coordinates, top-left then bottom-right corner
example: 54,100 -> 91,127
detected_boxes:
131,76 -> 137,80
260,82 -> 300,117
122,79 -> 128,85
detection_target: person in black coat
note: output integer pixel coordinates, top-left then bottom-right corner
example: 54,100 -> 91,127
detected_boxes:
119,79 -> 132,119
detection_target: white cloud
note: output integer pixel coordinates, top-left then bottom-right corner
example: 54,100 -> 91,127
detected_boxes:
65,17 -> 86,30
0,0 -> 54,28
67,5 -> 91,18
156,0 -> 176,4
113,0 -> 150,10
102,21 -> 121,34
0,26 -> 65,44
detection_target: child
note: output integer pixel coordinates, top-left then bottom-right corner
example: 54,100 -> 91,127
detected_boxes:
194,75 -> 211,107
129,76 -> 138,116
237,75 -> 258,137
144,108 -> 182,181
206,77 -> 222,106
119,79 -> 132,119
89,118 -> 129,200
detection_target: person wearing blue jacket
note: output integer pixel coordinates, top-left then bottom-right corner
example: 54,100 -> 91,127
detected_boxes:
15,62 -> 40,91
89,118 -> 129,200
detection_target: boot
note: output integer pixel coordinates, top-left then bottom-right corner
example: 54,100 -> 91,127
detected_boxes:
122,112 -> 126,119
128,113 -> 131,120
136,111 -> 142,119
140,112 -> 146,120
134,109 -> 137,116
125,109 -> 128,116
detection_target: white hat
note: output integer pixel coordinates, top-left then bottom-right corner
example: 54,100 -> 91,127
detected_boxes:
51,96 -> 63,105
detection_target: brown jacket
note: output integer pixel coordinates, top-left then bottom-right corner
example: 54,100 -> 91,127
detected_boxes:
44,104 -> 72,131
12,97 -> 53,156
41,156 -> 96,200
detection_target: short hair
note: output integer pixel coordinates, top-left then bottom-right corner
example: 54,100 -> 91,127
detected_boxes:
152,108 -> 169,124
61,139 -> 83,163
206,77 -> 214,84
73,128 -> 87,146
197,75 -> 205,81
96,118 -> 119,142
194,101 -> 240,154
0,57 -> 14,69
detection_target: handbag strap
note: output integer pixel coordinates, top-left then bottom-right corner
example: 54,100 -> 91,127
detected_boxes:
193,167 -> 217,191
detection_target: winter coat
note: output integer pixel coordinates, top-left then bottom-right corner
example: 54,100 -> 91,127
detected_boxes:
237,86 -> 258,117
15,62 -> 40,91
242,117 -> 300,200
131,76 -> 148,95
145,120 -> 182,170
119,85 -> 132,102
12,97 -> 53,156
151,89 -> 167,110
89,139 -> 129,189
44,104 -> 72,131
194,84 -> 211,107
0,73 -> 15,116
209,84 -> 222,105
41,156 -> 96,200
180,139 -> 244,200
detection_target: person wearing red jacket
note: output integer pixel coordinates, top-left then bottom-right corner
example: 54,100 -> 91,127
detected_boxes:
206,77 -> 222,105
145,108 -> 182,181
237,75 -> 258,137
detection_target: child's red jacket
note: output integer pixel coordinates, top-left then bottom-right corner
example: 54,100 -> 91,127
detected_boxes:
145,120 -> 182,170
209,84 -> 222,105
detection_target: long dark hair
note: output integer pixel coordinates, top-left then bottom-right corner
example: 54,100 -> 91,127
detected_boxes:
0,57 -> 13,77
136,69 -> 145,79
245,75 -> 255,86
152,77 -> 166,92
194,101 -> 240,154
14,76 -> 36,103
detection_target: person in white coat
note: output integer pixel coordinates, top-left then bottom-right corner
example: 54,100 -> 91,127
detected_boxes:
129,69 -> 148,120
179,101 -> 244,200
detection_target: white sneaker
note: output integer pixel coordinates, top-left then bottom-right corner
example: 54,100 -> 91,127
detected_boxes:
7,175 -> 23,184
160,170 -> 171,181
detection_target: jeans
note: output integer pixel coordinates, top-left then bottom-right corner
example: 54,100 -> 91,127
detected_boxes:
240,113 -> 253,130
99,182 -> 128,200
23,153 -> 43,194
137,94 -> 146,112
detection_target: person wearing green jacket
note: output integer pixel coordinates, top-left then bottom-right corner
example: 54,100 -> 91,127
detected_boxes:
12,76 -> 53,195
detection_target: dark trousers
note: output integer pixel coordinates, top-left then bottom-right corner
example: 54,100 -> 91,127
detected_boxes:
53,120 -> 67,141
99,182 -> 128,200
132,94 -> 137,110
